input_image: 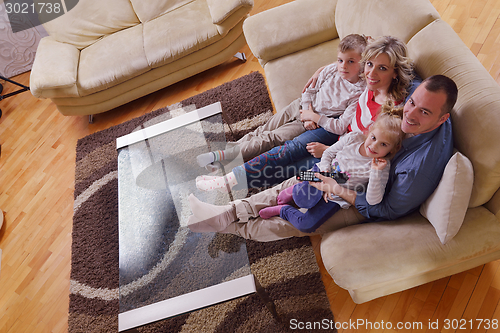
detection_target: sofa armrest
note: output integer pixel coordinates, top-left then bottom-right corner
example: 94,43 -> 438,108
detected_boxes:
243,0 -> 338,65
30,37 -> 80,98
486,188 -> 500,219
206,0 -> 253,24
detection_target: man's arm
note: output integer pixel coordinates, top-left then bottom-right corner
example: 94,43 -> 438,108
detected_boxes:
355,169 -> 435,221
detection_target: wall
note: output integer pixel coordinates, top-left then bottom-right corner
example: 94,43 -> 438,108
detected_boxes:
0,0 -> 48,78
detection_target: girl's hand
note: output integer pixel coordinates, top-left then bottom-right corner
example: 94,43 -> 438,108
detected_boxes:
308,173 -> 341,196
311,173 -> 357,205
322,191 -> 331,203
303,120 -> 318,130
306,142 -> 329,158
371,158 -> 388,170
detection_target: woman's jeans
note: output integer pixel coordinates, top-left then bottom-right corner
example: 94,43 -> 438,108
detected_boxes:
232,127 -> 339,189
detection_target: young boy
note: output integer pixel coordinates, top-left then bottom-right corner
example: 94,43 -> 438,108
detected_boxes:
196,34 -> 368,170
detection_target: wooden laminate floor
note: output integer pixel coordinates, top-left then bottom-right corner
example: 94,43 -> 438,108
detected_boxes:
0,0 -> 499,331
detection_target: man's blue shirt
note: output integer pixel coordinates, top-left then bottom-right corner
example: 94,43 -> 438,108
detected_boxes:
355,118 -> 454,221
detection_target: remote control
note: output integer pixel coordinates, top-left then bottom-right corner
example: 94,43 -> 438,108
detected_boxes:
296,170 -> 349,184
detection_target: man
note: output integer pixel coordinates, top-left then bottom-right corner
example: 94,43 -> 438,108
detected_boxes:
187,75 -> 458,242
354,74 -> 455,220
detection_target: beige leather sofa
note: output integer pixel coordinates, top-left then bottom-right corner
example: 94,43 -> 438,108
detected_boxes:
243,0 -> 500,303
30,0 -> 253,117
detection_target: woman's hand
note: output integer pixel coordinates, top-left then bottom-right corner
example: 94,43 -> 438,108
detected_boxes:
306,142 -> 329,158
302,66 -> 326,92
371,158 -> 388,170
303,120 -> 318,130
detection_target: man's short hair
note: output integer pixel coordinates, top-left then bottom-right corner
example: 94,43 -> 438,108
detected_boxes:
422,75 -> 458,115
339,34 -> 368,55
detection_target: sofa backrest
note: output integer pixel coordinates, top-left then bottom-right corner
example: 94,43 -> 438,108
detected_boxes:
335,0 -> 500,208
42,0 -> 140,50
128,0 -> 195,23
335,0 -> 440,43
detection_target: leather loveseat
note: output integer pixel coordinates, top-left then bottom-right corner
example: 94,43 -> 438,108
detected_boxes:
29,0 -> 253,117
243,0 -> 500,303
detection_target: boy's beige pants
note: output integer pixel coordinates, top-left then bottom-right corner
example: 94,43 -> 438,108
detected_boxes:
226,98 -> 306,161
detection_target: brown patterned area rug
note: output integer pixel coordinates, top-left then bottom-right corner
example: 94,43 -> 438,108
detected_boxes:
69,72 -> 335,333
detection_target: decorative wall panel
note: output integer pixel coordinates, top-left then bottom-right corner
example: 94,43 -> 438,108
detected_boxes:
0,1 -> 48,78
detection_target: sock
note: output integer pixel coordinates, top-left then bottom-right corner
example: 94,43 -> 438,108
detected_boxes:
196,150 -> 225,168
187,194 -> 236,232
196,172 -> 238,193
277,185 -> 295,205
259,204 -> 289,219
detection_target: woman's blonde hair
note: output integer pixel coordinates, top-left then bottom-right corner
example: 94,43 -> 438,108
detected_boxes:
367,101 -> 405,159
361,36 -> 414,102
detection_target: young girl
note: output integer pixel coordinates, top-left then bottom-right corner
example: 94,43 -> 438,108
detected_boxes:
258,105 -> 405,233
196,36 -> 414,192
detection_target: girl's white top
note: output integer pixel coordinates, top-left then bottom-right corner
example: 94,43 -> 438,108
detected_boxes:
316,131 -> 390,208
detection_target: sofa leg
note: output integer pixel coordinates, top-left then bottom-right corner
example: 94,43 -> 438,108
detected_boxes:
89,115 -> 94,124
234,52 -> 247,62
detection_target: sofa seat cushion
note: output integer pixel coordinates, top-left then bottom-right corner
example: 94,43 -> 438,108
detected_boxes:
264,39 -> 339,112
42,0 -> 140,50
143,0 -> 221,69
78,25 -> 151,96
320,207 -> 500,303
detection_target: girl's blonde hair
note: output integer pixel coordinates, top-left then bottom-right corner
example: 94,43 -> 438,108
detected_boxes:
361,36 -> 414,102
367,101 -> 405,159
